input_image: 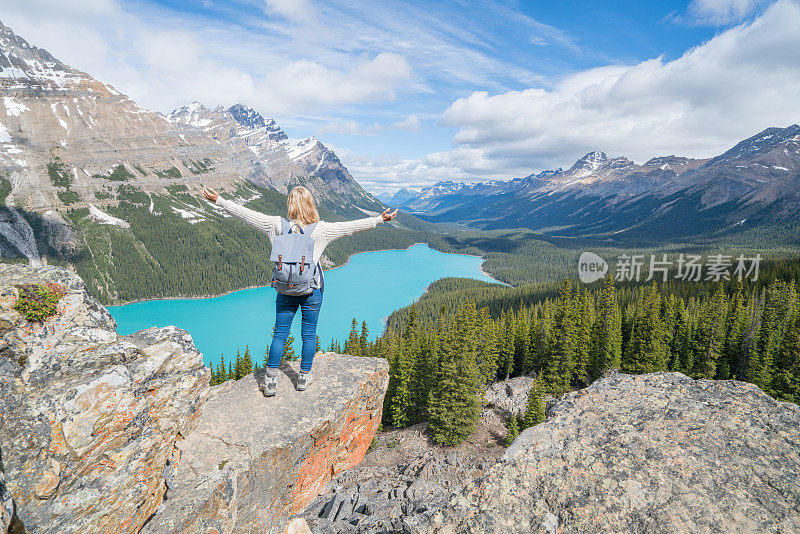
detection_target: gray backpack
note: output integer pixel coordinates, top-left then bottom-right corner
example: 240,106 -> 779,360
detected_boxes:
270,219 -> 320,296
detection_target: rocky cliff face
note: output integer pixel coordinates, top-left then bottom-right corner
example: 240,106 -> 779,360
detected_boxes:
0,262 -> 210,533
0,263 -> 389,534
143,352 -> 388,534
409,372 -> 800,533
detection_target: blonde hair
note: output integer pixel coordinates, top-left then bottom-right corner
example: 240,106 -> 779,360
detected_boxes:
287,186 -> 320,226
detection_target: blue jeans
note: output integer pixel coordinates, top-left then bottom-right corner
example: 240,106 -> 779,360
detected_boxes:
267,288 -> 323,373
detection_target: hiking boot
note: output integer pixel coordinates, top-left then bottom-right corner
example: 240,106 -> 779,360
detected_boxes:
297,371 -> 313,391
259,369 -> 278,397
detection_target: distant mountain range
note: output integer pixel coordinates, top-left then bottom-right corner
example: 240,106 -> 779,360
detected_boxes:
376,187 -> 419,206
390,126 -> 800,242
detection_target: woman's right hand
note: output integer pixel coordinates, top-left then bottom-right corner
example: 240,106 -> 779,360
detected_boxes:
201,186 -> 219,203
381,208 -> 399,222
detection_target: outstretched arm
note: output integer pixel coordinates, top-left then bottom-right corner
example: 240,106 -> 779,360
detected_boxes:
316,208 -> 398,243
201,186 -> 281,238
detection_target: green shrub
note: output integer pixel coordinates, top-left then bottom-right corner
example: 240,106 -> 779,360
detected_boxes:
154,166 -> 182,179
58,190 -> 80,205
13,283 -> 68,322
0,178 -> 11,205
48,160 -> 72,188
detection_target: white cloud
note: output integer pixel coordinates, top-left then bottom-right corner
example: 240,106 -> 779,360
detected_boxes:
687,0 -> 770,24
0,0 -> 573,118
265,0 -> 314,22
392,115 -> 421,132
0,1 -> 411,115
330,145 -> 465,194
319,114 -> 422,135
432,0 -> 800,178
267,53 -> 411,111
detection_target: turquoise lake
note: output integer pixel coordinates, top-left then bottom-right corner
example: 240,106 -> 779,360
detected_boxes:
108,244 -> 498,368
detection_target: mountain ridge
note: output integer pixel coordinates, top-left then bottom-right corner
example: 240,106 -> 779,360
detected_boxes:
392,124 -> 800,242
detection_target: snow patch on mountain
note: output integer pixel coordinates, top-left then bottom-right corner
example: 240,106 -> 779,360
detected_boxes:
89,204 -> 130,228
50,102 -> 69,134
2,96 -> 29,117
0,120 -> 11,143
171,206 -> 206,223
284,137 -> 321,161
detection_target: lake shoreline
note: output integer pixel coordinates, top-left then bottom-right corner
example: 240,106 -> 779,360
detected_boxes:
107,243 -> 502,308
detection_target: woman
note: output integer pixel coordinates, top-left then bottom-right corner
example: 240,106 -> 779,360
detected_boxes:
200,185 -> 398,396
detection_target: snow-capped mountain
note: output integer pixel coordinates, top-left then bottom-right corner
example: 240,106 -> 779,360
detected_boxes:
167,102 -> 381,214
0,20 -> 383,301
377,187 -> 419,205
395,125 -> 800,241
0,20 -> 250,262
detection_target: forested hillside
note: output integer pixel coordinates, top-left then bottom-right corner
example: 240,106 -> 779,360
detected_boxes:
354,259 -> 800,445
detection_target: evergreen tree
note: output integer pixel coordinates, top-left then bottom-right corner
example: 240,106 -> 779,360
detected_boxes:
344,318 -> 361,356
719,284 -> 748,379
671,299 -> 694,373
530,303 -> 552,376
316,335 -> 322,353
692,288 -> 727,379
428,300 -> 481,446
512,310 -> 530,376
573,288 -> 595,385
241,345 -> 254,377
749,280 -> 791,392
360,321 -> 369,354
476,309 -> 500,386
497,310 -> 515,380
622,283 -> 667,374
521,379 -> 546,430
233,348 -> 244,380
388,341 -> 413,427
410,328 -> 438,423
505,415 -> 519,446
772,308 -> 800,403
283,334 -> 296,361
590,275 -> 622,380
544,280 -> 578,395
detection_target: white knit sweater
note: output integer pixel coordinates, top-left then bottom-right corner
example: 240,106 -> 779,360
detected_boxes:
215,196 -> 384,285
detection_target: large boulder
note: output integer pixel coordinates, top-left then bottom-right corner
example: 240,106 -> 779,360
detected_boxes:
410,372 -> 800,533
142,352 -> 389,534
482,375 -> 536,417
0,263 -> 210,533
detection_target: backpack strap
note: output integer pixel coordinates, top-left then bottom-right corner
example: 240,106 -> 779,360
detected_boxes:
280,217 -> 291,235
287,221 -> 318,235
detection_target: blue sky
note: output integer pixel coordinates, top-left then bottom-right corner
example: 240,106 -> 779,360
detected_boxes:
2,0 -> 799,192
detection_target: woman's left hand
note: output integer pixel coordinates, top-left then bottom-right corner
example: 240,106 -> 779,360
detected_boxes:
201,186 -> 219,203
381,208 -> 399,222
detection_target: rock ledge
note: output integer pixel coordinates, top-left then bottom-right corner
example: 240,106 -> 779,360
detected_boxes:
143,353 -> 388,534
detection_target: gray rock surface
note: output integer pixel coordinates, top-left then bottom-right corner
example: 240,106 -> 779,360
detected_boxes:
298,449 -> 491,534
142,352 -> 389,534
0,472 -> 12,534
0,263 -> 210,533
409,372 -> 800,533
482,375 -> 535,417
